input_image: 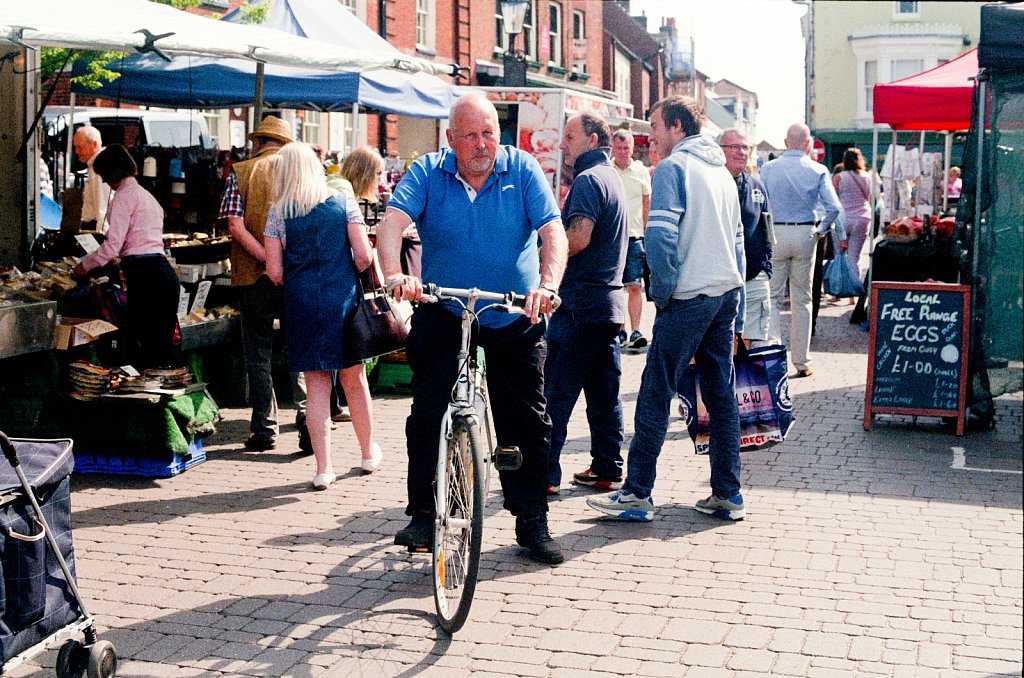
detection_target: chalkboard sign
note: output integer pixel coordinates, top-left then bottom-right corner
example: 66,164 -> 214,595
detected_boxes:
864,282 -> 971,436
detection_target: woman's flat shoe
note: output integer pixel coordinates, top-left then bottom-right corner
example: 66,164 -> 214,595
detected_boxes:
361,443 -> 382,474
312,472 -> 336,490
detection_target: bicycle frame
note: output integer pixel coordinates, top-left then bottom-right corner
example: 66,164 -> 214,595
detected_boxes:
434,287 -> 502,522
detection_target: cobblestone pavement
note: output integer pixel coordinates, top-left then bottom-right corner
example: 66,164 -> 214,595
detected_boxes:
10,301 -> 1022,677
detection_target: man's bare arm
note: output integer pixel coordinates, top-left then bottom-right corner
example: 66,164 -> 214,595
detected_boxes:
376,206 -> 422,301
227,216 -> 266,263
642,193 -> 651,231
538,219 -> 567,288
564,214 -> 595,257
521,219 -> 568,323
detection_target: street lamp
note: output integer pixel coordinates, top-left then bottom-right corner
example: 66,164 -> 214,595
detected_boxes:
500,0 -> 528,87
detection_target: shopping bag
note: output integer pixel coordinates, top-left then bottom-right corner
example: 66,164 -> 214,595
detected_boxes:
823,255 -> 865,299
677,344 -> 795,454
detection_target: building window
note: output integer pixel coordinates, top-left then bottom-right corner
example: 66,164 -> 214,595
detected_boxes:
892,58 -> 923,81
893,1 -> 919,19
301,111 -> 322,147
572,10 -> 586,72
416,0 -> 435,51
614,48 -> 631,104
864,60 -> 877,112
548,3 -> 562,67
522,1 -> 536,60
341,0 -> 365,20
495,0 -> 536,59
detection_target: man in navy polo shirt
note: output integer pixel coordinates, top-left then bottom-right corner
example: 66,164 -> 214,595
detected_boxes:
546,112 -> 629,495
376,94 -> 569,565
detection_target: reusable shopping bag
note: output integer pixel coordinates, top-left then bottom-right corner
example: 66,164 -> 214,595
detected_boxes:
677,344 -> 795,454
823,255 -> 865,299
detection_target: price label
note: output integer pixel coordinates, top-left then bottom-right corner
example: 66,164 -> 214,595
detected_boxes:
190,280 -> 212,314
177,286 -> 190,319
75,234 -> 101,254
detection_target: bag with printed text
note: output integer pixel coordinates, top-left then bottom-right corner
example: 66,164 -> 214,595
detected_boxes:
677,344 -> 794,454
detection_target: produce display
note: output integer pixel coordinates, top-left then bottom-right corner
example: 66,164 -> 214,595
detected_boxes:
885,215 -> 956,243
1,259 -> 79,299
179,304 -> 238,326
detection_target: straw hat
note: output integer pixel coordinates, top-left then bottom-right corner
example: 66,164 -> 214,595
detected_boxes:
248,116 -> 294,144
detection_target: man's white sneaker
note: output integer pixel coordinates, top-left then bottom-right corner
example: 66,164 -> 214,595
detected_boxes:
587,490 -> 655,522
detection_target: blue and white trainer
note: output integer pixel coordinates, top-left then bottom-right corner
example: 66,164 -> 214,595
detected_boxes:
587,490 -> 655,522
694,494 -> 745,520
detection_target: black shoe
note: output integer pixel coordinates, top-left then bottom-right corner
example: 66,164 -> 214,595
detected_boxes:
245,433 -> 276,451
297,424 -> 313,456
394,512 -> 433,549
515,515 -> 564,565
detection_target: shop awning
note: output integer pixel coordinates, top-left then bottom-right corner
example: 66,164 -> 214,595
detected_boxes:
873,50 -> 978,131
67,0 -> 469,118
0,0 -> 455,76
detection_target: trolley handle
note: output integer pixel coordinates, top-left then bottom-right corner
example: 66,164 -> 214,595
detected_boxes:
0,431 -> 19,468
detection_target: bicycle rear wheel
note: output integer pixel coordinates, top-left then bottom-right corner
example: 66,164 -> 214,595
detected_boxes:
433,414 -> 485,633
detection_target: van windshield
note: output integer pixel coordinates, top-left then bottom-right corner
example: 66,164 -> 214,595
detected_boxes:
146,121 -> 208,148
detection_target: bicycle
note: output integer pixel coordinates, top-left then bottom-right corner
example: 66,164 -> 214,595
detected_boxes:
391,281 -> 558,633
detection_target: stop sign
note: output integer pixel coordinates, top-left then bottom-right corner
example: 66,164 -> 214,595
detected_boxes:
812,138 -> 825,163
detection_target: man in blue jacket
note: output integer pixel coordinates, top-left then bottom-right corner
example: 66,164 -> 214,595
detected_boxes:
718,128 -> 774,346
588,96 -> 747,523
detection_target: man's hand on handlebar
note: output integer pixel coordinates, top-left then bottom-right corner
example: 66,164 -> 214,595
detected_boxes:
524,287 -> 559,324
386,274 -> 423,303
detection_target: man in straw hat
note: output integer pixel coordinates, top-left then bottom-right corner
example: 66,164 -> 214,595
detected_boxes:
218,115 -> 308,452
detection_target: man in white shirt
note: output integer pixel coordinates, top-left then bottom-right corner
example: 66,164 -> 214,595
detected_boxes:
610,128 -> 652,349
73,125 -> 111,231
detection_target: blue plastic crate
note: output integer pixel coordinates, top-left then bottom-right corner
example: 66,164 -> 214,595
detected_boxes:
73,439 -> 206,478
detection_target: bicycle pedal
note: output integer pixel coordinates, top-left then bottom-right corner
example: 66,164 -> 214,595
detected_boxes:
407,545 -> 432,554
493,446 -> 523,471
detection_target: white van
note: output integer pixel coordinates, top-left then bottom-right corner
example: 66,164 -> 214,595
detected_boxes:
43,107 -> 214,186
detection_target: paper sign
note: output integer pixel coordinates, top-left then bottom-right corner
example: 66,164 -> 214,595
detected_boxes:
177,286 -> 190,319
75,234 -> 101,254
190,280 -> 212,313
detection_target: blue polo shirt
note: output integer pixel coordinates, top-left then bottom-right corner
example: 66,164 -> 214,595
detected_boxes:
389,145 -> 560,327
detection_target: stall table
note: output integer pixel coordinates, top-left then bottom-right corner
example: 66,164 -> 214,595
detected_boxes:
872,238 -> 960,284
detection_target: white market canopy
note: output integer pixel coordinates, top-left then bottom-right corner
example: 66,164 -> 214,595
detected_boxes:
0,0 -> 456,76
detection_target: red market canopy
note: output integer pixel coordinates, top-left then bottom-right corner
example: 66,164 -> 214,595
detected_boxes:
873,49 -> 978,131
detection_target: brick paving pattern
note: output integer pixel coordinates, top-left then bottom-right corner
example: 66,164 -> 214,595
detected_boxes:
9,301 -> 1022,677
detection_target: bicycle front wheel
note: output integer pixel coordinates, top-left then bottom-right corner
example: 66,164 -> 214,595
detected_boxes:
433,414 -> 485,633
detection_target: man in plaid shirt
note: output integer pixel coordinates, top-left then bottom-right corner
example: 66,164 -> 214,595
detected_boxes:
219,116 -> 307,452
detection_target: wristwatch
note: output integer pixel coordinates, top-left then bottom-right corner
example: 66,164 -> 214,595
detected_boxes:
539,282 -> 558,294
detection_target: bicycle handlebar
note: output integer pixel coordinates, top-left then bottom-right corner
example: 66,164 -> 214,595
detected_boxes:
385,278 -> 561,312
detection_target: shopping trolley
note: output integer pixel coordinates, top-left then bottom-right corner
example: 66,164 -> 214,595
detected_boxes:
1,432 -> 116,678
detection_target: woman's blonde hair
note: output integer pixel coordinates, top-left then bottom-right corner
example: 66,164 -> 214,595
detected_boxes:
341,146 -> 385,200
271,142 -> 332,219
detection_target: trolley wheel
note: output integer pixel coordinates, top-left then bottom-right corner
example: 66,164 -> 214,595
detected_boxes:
56,639 -> 86,678
432,414 -> 485,634
86,640 -> 118,678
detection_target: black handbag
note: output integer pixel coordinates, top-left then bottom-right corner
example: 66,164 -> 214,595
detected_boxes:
343,262 -> 409,362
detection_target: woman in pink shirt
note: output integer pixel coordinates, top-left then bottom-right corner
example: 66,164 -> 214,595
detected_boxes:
73,145 -> 182,368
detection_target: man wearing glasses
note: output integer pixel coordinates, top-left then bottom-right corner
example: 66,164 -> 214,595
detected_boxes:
717,129 -> 775,347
